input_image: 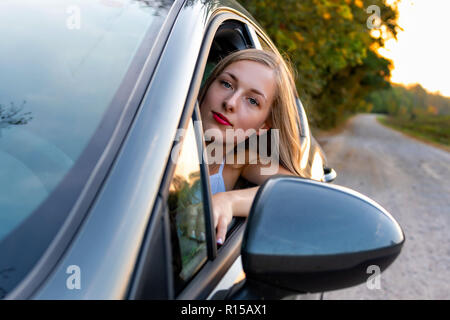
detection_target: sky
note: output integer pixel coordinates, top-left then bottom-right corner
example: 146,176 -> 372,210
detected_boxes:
378,0 -> 450,97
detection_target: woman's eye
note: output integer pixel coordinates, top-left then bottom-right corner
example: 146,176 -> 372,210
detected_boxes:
248,98 -> 259,106
221,80 -> 232,89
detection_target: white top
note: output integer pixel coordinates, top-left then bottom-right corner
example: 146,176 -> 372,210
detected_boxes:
209,161 -> 226,195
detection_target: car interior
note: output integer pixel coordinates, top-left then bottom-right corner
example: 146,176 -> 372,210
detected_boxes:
201,20 -> 253,86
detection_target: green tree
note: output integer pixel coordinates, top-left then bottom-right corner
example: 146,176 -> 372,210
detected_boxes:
238,0 -> 400,129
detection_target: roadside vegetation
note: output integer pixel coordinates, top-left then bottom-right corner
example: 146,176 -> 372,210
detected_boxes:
370,84 -> 450,149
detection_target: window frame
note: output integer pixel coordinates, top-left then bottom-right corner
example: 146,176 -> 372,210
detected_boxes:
173,14 -> 262,299
164,109 -> 213,295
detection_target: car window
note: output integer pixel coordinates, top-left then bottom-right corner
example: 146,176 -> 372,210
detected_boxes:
202,20 -> 252,86
0,0 -> 173,298
168,118 -> 208,294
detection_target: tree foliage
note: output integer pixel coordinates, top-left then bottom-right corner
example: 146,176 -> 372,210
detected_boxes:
238,0 -> 400,129
367,83 -> 450,119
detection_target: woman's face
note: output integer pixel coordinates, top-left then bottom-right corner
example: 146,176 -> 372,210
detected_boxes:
200,60 -> 276,145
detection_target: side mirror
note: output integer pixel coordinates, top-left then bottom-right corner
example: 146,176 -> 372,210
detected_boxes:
229,176 -> 405,299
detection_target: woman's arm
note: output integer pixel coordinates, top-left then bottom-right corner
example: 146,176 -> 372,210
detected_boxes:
213,163 -> 295,244
213,186 -> 258,244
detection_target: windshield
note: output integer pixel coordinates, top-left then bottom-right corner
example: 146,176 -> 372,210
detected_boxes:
0,0 -> 173,297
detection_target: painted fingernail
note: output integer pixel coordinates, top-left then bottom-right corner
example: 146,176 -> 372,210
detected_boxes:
217,238 -> 223,245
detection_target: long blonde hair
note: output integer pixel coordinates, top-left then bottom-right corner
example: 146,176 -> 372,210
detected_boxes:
199,49 -> 303,176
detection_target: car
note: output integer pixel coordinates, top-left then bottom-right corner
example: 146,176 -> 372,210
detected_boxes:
0,0 -> 404,300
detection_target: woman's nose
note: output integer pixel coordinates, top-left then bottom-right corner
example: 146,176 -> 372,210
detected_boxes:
223,91 -> 239,112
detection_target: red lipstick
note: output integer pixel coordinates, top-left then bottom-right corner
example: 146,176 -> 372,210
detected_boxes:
212,112 -> 232,126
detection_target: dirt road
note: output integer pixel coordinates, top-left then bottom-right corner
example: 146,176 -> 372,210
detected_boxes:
317,113 -> 450,299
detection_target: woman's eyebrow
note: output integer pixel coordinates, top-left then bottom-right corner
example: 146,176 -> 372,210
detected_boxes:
223,71 -> 267,101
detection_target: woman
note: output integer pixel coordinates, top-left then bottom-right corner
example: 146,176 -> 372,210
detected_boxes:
199,49 -> 304,244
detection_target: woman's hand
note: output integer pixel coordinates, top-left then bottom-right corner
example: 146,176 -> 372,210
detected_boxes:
211,192 -> 234,245
211,186 -> 259,244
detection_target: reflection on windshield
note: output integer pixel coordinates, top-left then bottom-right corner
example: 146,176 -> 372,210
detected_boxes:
0,101 -> 33,136
0,0 -> 173,298
0,0 -> 164,240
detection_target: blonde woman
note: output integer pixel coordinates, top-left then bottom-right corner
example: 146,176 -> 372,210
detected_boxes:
199,49 -> 304,244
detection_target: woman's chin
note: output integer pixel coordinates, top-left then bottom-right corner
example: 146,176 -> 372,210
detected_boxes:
203,123 -> 224,138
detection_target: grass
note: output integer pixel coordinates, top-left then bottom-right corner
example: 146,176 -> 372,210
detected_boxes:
377,114 -> 450,152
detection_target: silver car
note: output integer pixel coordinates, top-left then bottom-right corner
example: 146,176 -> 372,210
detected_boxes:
0,0 -> 404,300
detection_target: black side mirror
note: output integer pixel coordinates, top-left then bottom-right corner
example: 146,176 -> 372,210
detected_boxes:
229,176 -> 405,299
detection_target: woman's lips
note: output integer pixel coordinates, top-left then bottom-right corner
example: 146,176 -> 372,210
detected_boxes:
212,112 -> 232,126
